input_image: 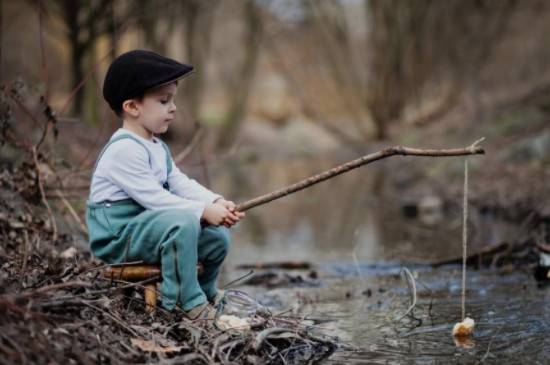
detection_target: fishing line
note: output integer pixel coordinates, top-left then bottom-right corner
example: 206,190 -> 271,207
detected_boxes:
461,155 -> 468,321
461,137 -> 484,320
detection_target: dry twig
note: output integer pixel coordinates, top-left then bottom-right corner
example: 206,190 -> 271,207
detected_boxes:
394,267 -> 417,323
31,146 -> 57,243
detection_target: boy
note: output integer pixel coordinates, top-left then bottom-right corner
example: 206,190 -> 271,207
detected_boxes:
86,50 -> 244,319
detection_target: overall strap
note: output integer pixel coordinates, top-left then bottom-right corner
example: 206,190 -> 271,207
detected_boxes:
160,140 -> 172,190
91,134 -> 171,190
92,134 -> 151,175
160,140 -> 173,175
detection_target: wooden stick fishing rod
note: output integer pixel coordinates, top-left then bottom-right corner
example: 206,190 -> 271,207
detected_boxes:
234,145 -> 485,212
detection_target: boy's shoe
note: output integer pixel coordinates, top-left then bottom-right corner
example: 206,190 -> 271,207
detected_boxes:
209,289 -> 226,308
185,302 -> 216,320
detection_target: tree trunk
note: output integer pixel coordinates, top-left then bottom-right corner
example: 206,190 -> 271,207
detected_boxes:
216,0 -> 264,150
63,0 -> 84,116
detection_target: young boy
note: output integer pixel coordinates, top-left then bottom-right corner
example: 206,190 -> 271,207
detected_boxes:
86,50 -> 245,319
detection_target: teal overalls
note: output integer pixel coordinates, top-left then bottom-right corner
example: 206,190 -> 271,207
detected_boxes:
86,134 -> 230,311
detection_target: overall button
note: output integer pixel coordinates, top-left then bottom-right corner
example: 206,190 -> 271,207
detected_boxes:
105,203 -> 112,208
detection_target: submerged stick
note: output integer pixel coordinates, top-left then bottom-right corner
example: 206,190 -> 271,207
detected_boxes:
394,267 -> 417,323
235,145 -> 485,212
254,327 -> 296,349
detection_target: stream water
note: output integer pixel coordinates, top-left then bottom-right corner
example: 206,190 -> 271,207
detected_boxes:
210,156 -> 550,364
233,264 -> 550,364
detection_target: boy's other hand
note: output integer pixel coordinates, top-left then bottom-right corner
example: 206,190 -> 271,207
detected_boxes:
202,200 -> 244,228
213,198 -> 245,228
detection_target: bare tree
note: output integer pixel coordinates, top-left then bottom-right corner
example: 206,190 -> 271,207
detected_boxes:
180,0 -> 218,118
262,0 -> 374,150
366,0 -> 516,139
216,0 -> 267,150
49,0 -> 113,116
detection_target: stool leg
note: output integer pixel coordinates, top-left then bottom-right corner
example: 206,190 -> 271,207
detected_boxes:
144,283 -> 157,316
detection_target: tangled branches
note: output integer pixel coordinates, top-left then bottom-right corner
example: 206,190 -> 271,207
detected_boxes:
0,257 -> 336,364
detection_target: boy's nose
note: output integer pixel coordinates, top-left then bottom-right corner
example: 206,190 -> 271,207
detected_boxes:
170,102 -> 177,112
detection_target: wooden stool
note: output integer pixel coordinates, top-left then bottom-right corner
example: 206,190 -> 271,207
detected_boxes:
105,262 -> 204,316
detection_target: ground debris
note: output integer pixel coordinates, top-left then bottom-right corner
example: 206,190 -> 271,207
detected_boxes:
0,169 -> 335,365
0,266 -> 337,364
242,270 -> 320,288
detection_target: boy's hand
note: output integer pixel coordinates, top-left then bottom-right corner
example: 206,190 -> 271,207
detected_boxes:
214,198 -> 245,228
202,199 -> 245,228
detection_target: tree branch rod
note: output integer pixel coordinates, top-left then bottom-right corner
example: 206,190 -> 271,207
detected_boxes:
235,145 -> 485,212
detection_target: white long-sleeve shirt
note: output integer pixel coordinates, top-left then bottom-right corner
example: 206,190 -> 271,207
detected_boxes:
89,129 -> 221,219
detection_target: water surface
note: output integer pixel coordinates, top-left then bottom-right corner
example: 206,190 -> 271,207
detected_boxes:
213,156 -> 549,363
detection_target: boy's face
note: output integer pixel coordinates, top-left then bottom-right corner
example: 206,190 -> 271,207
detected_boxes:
131,82 -> 177,139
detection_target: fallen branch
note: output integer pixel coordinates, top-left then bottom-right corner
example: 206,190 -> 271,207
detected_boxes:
32,146 -> 57,243
54,188 -> 88,235
430,242 -> 510,267
18,280 -> 92,297
19,231 -> 31,291
394,267 -> 417,323
254,327 -> 296,349
235,144 -> 485,212
234,261 -> 312,270
80,301 -> 142,338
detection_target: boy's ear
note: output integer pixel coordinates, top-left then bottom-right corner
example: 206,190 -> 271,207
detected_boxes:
122,99 -> 140,117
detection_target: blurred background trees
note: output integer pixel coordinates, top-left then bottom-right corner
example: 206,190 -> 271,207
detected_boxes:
367,0 -> 517,139
2,0 -> 550,174
3,0 -> 550,149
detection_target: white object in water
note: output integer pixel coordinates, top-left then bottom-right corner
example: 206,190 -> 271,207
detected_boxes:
453,317 -> 475,336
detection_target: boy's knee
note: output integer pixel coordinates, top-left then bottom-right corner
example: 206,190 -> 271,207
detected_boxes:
208,226 -> 231,254
219,227 -> 231,251
157,209 -> 201,236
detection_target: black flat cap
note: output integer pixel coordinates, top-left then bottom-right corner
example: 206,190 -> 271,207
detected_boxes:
103,50 -> 194,112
